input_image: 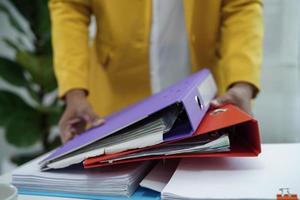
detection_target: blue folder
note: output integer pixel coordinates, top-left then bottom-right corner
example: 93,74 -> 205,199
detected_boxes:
19,187 -> 161,200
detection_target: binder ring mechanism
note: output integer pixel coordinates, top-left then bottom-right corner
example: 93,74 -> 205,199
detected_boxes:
277,188 -> 298,200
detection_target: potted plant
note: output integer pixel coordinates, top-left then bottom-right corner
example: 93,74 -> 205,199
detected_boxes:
0,0 -> 62,165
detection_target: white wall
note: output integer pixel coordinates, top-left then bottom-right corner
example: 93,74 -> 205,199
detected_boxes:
253,0 -> 300,143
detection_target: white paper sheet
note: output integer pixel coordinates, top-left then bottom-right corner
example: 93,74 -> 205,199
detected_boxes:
105,134 -> 230,163
162,143 -> 300,200
140,160 -> 179,192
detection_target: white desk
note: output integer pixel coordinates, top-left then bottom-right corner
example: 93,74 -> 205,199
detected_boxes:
1,143 -> 299,200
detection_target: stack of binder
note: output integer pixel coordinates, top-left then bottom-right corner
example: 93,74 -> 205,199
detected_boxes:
40,69 -> 261,171
84,104 -> 260,168
12,69 -> 261,199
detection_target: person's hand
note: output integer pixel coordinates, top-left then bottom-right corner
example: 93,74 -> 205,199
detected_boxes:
210,82 -> 255,115
59,89 -> 105,143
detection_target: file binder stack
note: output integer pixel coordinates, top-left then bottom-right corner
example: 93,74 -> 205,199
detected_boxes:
84,104 -> 260,168
39,69 -> 260,171
11,69 -> 262,200
40,69 -> 219,170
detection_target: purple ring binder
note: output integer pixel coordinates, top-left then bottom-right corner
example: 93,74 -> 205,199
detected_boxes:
41,69 -> 216,166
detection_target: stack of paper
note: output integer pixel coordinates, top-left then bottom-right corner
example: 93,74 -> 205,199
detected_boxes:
102,133 -> 230,164
12,155 -> 153,197
161,143 -> 300,200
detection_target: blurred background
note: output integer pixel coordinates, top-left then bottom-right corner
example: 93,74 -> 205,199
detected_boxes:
0,0 -> 299,174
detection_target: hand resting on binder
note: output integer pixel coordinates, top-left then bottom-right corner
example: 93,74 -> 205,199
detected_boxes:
211,82 -> 255,115
59,89 -> 105,143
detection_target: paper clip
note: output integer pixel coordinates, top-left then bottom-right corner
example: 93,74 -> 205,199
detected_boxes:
277,188 -> 298,200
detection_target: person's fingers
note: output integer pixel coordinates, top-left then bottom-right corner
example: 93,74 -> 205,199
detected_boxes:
59,106 -> 75,130
61,119 -> 87,143
83,108 -> 105,127
63,132 -> 73,143
210,91 -> 252,115
92,118 -> 105,127
66,117 -> 85,135
68,118 -> 81,125
59,98 -> 105,143
64,131 -> 77,143
71,119 -> 87,136
59,112 -> 73,143
211,93 -> 234,108
60,124 -> 75,143
59,108 -> 84,143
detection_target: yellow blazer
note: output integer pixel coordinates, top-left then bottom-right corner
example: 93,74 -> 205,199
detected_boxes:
49,0 -> 263,116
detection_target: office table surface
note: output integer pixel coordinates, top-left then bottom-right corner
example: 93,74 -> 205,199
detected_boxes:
1,143 -> 299,200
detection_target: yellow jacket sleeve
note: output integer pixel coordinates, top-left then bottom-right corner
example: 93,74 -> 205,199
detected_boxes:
49,0 -> 91,98
219,0 -> 263,97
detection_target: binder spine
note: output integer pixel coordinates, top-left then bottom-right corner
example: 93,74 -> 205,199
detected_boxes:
182,72 -> 217,131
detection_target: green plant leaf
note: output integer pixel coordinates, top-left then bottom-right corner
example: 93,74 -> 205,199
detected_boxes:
0,57 -> 27,86
5,109 -> 42,147
26,85 -> 41,104
7,0 -> 34,23
16,51 -> 39,80
38,37 -> 52,55
35,0 -> 51,44
16,51 -> 57,92
0,3 -> 26,34
9,0 -> 50,46
0,90 -> 32,126
2,38 -> 20,51
38,55 -> 57,91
